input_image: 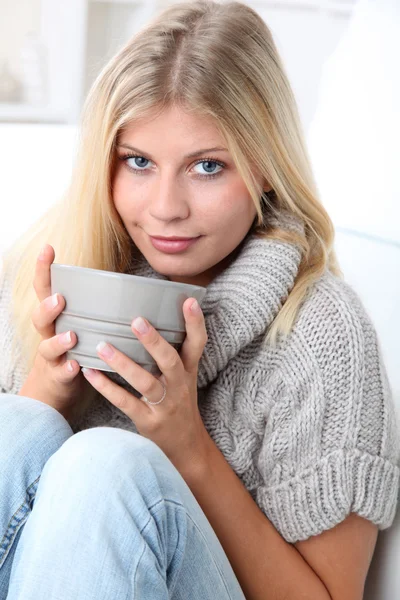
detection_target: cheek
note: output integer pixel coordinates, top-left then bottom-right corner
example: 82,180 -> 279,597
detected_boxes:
112,170 -> 144,216
210,193 -> 256,228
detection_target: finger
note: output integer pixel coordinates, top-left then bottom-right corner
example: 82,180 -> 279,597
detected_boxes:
179,298 -> 207,372
131,317 -> 184,384
38,330 -> 77,363
81,366 -> 149,419
31,292 -> 65,340
34,244 -> 55,302
53,358 -> 81,383
95,340 -> 165,403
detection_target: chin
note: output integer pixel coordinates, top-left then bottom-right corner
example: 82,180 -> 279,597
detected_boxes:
145,252 -> 206,277
152,260 -> 202,278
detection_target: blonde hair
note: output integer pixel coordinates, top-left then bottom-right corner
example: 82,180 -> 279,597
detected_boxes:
2,0 -> 342,423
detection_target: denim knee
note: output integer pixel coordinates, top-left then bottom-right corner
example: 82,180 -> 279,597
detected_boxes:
48,426 -> 164,472
40,427 -> 186,509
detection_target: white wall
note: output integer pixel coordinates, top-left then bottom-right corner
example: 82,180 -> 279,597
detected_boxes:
0,0 -> 42,74
307,0 -> 400,401
308,0 -> 400,243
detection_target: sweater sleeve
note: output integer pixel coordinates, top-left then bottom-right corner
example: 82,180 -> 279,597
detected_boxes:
0,265 -> 27,396
255,273 -> 400,544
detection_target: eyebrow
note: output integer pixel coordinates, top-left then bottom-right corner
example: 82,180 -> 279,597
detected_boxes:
117,143 -> 229,160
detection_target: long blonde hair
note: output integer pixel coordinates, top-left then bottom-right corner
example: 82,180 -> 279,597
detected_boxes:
2,0 -> 342,422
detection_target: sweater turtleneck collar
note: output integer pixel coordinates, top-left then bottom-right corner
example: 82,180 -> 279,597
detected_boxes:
126,210 -> 304,389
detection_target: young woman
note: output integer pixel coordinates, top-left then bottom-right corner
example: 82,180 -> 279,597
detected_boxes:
1,1 -> 399,599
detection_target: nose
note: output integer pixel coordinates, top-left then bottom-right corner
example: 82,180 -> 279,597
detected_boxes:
148,172 -> 190,222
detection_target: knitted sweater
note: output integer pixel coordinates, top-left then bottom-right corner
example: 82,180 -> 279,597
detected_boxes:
1,212 -> 399,543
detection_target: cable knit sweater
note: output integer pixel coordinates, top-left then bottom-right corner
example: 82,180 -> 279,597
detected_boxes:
1,212 -> 399,543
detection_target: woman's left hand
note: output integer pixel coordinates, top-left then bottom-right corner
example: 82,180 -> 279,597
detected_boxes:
81,297 -> 209,475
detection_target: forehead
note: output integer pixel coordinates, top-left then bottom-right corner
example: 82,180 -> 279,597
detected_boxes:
118,105 -> 224,145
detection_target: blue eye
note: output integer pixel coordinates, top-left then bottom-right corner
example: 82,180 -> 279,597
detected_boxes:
119,153 -> 225,180
192,160 -> 224,178
127,156 -> 150,170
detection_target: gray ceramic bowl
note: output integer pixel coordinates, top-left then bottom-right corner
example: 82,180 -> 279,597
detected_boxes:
50,264 -> 207,374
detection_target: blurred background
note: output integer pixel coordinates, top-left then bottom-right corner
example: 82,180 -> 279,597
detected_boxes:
0,0 -> 398,404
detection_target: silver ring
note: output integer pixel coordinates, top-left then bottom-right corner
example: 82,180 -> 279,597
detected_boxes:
142,380 -> 167,406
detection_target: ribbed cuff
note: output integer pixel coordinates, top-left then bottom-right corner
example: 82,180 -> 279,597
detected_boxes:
257,449 -> 400,543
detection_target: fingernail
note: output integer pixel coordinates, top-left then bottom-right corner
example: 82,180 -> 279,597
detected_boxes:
82,367 -> 97,379
96,340 -> 114,358
132,317 -> 149,334
190,299 -> 201,314
46,293 -> 59,309
60,331 -> 72,345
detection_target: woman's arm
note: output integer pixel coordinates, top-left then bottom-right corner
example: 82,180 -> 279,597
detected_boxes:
182,431 -> 377,600
181,429 -> 375,600
294,513 -> 378,600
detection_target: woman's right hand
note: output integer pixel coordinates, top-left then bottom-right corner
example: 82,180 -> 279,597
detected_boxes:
18,244 -> 89,418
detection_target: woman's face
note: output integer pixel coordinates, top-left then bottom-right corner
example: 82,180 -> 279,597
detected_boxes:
112,105 -> 268,286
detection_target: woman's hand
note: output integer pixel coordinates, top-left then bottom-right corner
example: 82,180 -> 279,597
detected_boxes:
19,244 -> 91,418
81,297 -> 210,475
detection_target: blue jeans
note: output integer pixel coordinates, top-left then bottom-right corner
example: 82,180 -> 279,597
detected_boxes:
0,394 -> 246,599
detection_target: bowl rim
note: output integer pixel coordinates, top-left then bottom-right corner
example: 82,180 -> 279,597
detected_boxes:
51,263 -> 207,292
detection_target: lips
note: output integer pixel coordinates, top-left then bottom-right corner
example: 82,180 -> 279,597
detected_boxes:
149,235 -> 201,254
150,236 -> 197,241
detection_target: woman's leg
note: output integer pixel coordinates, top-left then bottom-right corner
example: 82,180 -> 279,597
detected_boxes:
6,426 -> 246,600
0,394 -> 74,599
